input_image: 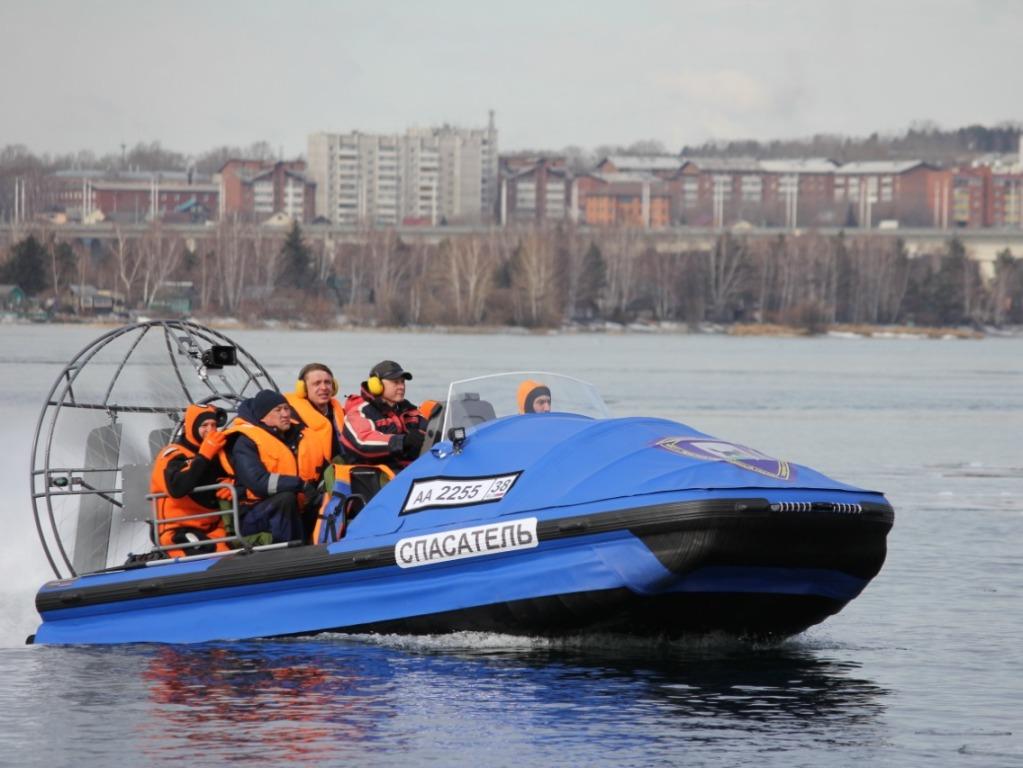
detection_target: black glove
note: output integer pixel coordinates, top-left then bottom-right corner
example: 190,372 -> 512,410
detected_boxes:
402,429 -> 425,458
302,481 -> 320,500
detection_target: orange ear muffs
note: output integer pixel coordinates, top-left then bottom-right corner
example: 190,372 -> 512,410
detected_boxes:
367,376 -> 384,396
295,379 -> 307,398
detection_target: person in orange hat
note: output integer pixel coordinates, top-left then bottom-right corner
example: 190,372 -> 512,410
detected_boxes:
150,404 -> 234,558
517,380 -> 552,414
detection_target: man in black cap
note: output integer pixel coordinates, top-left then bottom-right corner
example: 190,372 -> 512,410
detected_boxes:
340,360 -> 427,470
222,389 -> 315,543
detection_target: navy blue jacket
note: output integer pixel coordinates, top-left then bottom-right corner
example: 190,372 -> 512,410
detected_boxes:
228,399 -> 304,503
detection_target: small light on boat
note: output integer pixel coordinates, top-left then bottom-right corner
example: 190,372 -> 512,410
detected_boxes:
447,426 -> 467,453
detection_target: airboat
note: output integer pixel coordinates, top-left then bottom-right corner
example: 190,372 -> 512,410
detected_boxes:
29,321 -> 893,645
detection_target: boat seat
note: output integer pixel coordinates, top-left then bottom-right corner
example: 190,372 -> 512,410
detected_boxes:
448,393 -> 496,429
419,400 -> 444,452
314,463 -> 396,543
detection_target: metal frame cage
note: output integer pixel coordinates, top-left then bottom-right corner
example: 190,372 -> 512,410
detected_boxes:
30,321 -> 277,579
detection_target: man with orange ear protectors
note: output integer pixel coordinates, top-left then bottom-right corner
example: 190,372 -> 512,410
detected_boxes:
340,360 -> 427,470
285,362 -> 345,483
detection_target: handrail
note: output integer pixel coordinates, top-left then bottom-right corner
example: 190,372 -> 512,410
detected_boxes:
147,482 -> 243,557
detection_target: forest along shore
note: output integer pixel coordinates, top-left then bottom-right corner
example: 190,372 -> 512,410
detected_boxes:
1,226 -> 1021,332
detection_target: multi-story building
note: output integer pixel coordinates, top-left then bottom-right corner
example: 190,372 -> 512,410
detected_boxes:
307,112 -> 498,226
833,161 -> 945,228
499,156 -> 571,224
991,169 -> 1023,227
574,172 -> 671,228
218,160 -> 316,223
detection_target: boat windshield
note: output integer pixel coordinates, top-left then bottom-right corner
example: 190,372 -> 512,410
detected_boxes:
440,372 -> 610,435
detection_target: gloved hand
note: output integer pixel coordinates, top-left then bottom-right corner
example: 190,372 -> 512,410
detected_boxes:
215,479 -> 235,502
403,429 -> 425,458
302,481 -> 320,500
199,429 -> 227,460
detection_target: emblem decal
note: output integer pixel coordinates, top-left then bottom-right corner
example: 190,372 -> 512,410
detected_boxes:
655,437 -> 793,481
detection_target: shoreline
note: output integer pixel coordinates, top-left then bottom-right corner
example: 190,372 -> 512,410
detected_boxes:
3,315 -> 1015,339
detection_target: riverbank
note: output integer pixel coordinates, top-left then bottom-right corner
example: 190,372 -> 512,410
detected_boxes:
3,313 -> 1016,339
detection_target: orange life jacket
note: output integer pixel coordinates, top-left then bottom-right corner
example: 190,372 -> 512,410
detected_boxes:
221,417 -> 304,503
285,392 -> 344,482
150,443 -> 230,557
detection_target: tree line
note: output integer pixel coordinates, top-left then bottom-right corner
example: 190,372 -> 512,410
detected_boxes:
2,222 -> 1021,330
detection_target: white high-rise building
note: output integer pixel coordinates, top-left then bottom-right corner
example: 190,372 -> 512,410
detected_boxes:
308,112 -> 498,225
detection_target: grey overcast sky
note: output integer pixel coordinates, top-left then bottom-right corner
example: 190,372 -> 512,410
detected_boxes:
2,0 -> 1019,158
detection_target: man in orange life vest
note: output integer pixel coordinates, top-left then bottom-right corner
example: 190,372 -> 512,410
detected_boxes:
150,404 -> 234,558
285,362 -> 344,483
341,360 -> 427,471
224,389 -> 313,543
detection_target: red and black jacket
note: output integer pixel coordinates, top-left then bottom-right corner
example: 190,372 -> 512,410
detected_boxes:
340,382 -> 426,470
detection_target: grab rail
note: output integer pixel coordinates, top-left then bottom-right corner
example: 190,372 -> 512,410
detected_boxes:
146,482 -> 244,558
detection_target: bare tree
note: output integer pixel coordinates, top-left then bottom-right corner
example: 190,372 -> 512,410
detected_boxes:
444,234 -> 498,325
603,227 -> 642,319
368,228 -> 407,325
707,233 -> 747,321
139,224 -> 183,307
215,221 -> 248,313
113,226 -> 142,306
645,247 -> 682,320
510,228 -> 556,326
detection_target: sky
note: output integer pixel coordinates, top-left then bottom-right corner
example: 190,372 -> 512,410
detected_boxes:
2,0 -> 1020,159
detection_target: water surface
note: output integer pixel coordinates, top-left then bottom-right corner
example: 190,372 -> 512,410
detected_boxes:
0,325 -> 1020,766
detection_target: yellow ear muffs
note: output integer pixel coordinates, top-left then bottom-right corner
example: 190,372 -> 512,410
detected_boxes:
367,376 -> 384,396
296,374 -> 339,399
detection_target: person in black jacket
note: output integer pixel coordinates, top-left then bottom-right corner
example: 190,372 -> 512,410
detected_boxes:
226,390 -> 313,543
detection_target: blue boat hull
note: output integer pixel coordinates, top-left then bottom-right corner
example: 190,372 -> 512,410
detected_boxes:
33,491 -> 892,645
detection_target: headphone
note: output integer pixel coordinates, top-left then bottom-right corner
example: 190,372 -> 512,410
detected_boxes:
367,375 -> 384,396
296,363 -> 339,399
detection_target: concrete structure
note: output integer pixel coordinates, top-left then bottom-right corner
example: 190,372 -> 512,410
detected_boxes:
308,112 -> 498,226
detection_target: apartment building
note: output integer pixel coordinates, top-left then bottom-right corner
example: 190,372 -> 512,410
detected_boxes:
307,112 -> 498,226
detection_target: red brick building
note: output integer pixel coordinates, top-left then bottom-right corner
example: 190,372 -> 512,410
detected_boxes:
218,159 -> 316,223
575,173 -> 671,227
499,156 -> 571,224
92,178 -> 219,223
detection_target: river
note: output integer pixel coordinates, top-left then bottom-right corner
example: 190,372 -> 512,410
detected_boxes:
0,324 -> 1020,766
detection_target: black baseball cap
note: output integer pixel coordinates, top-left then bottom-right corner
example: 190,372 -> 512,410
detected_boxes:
370,360 -> 413,381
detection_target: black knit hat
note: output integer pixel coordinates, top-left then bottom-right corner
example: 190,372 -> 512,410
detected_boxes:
251,389 -> 287,420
